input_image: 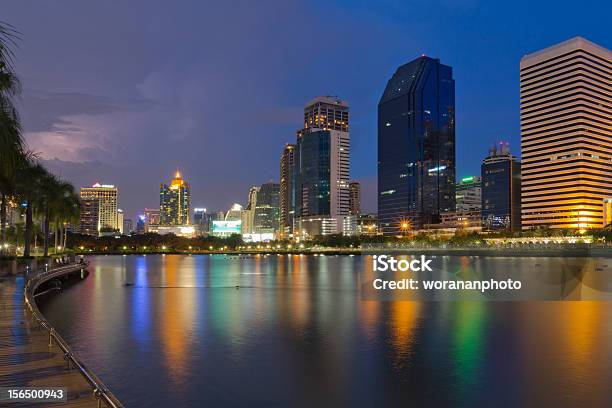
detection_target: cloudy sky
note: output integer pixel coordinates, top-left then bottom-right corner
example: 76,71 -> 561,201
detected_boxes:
3,0 -> 610,221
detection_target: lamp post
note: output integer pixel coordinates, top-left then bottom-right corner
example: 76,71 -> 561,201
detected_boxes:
400,220 -> 411,238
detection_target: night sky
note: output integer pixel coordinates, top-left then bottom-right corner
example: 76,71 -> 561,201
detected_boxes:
4,0 -> 611,221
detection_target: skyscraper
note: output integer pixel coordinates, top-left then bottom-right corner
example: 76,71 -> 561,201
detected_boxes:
253,182 -> 280,234
160,170 -> 191,226
241,187 -> 259,235
79,198 -> 99,236
520,37 -> 612,230
117,209 -> 124,234
378,56 -> 456,234
123,218 -> 133,235
279,144 -> 296,238
294,96 -> 350,238
79,183 -> 118,235
349,181 -> 361,216
481,143 -> 521,231
135,215 -> 145,234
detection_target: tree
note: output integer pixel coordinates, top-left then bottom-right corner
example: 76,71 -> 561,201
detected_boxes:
0,22 -> 23,248
15,161 -> 47,257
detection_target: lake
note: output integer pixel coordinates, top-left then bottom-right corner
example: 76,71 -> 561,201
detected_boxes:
38,254 -> 612,407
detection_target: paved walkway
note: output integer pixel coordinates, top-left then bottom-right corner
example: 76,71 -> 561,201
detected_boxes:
0,274 -> 98,407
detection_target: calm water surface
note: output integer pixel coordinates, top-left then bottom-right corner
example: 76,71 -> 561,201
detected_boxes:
38,254 -> 612,407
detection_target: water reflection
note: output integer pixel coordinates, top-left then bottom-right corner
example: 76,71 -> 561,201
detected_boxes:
36,254 -> 612,408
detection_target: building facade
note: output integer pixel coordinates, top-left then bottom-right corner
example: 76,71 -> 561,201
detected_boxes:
349,181 -> 361,216
520,37 -> 612,230
135,215 -> 145,234
117,209 -> 124,234
456,176 -> 482,211
279,144 -> 296,238
295,96 -> 350,238
79,183 -> 118,235
253,182 -> 280,234
481,143 -> 521,231
241,186 -> 260,235
604,198 -> 612,228
193,208 -> 216,236
378,56 -> 456,234
144,208 -> 160,233
160,171 -> 191,226
123,218 -> 133,235
79,198 -> 99,236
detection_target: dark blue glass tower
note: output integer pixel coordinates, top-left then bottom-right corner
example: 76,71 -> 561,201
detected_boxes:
378,56 -> 456,234
295,130 -> 331,217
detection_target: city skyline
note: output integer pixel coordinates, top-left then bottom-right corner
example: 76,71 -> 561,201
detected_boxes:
3,1 -> 610,222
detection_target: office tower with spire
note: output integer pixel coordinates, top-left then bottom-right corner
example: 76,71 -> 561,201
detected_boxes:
160,170 -> 191,226
378,56 -> 456,234
520,37 -> 612,230
294,96 -> 350,238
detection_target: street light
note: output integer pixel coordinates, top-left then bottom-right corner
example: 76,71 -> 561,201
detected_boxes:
400,219 -> 411,238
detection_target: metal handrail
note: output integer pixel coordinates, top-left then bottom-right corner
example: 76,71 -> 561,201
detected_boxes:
23,262 -> 125,408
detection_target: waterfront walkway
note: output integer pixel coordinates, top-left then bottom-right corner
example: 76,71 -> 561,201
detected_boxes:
0,273 -> 99,407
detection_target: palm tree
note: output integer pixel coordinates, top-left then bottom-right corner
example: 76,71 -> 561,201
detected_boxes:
37,171 -> 60,257
49,180 -> 80,253
0,22 -> 23,247
15,161 -> 47,257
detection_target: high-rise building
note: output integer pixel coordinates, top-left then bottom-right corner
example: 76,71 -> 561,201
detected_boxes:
604,198 -> 612,228
378,56 -> 456,234
79,183 -> 118,235
123,218 -> 133,235
520,37 -> 612,230
349,181 -> 361,216
79,198 -> 99,236
135,215 -> 145,234
295,96 -> 350,238
456,176 -> 482,211
279,144 -> 296,238
117,209 -> 124,234
481,143 -> 521,231
241,186 -> 260,235
253,182 -> 280,234
160,170 -> 191,226
303,96 -> 349,131
144,208 -> 160,233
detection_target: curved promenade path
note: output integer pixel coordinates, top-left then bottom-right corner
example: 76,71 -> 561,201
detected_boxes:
0,264 -> 120,407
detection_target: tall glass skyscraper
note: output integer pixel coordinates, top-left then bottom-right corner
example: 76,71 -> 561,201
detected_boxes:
294,96 -> 350,238
378,56 -> 456,233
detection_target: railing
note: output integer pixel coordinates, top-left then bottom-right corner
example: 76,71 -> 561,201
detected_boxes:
23,262 -> 125,408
